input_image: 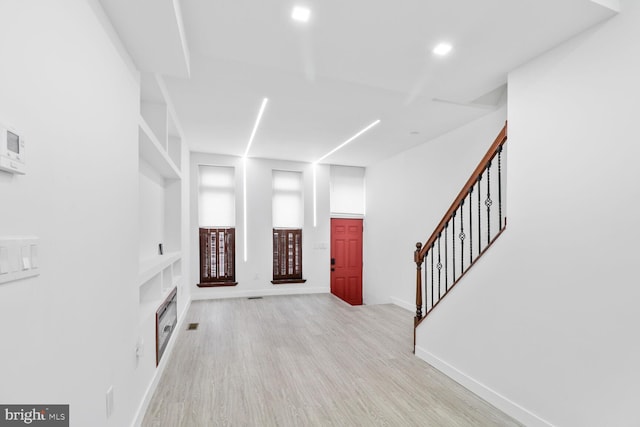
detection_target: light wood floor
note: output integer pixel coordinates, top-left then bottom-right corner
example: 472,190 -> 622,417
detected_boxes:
142,294 -> 521,426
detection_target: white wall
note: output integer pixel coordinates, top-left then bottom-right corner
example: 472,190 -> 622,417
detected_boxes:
139,159 -> 165,261
364,107 -> 507,308
0,1 -> 145,426
330,165 -> 365,217
190,153 -> 331,299
415,3 -> 640,426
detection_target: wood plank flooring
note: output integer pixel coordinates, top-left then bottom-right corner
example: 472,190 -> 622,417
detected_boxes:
142,294 -> 521,426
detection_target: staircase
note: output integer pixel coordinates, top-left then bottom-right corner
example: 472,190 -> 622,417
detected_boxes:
413,123 -> 508,348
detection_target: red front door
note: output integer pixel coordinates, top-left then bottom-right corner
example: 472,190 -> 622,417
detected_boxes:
331,218 -> 363,305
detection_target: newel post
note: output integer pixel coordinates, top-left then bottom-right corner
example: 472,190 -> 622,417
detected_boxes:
414,242 -> 423,326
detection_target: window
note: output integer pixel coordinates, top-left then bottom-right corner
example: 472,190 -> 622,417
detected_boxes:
198,165 -> 235,226
198,165 -> 236,287
199,228 -> 236,285
272,170 -> 305,284
272,228 -> 304,283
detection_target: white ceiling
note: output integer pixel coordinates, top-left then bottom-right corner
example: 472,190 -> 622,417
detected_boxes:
99,0 -> 617,166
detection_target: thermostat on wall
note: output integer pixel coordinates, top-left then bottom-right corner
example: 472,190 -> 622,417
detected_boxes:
0,123 -> 25,174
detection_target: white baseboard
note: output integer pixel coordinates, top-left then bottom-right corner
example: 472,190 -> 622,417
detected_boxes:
390,297 -> 414,312
131,299 -> 192,427
191,286 -> 329,301
415,345 -> 554,427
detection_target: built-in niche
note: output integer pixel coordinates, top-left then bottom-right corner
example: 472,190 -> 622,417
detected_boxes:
155,287 -> 177,366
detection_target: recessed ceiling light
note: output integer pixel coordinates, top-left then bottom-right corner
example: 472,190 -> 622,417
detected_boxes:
291,6 -> 311,23
433,43 -> 453,56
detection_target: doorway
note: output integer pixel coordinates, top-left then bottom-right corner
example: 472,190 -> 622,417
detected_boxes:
330,218 -> 363,305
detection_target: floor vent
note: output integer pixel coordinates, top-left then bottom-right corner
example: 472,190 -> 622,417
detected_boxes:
187,323 -> 199,330
247,296 -> 263,300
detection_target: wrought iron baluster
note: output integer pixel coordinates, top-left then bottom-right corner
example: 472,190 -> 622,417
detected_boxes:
423,252 -> 428,315
469,187 -> 473,264
486,160 -> 492,244
459,199 -> 465,274
452,211 -> 456,282
477,174 -> 482,256
437,234 -> 442,299
431,243 -> 434,307
444,225 -> 449,291
498,145 -> 503,231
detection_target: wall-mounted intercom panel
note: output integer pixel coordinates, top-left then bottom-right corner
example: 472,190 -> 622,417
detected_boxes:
0,123 -> 25,174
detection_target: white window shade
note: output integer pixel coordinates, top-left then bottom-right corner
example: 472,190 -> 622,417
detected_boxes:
199,165 -> 236,227
272,170 -> 303,228
330,165 -> 365,216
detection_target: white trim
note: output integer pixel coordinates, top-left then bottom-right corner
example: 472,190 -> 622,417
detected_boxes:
362,173 -> 367,216
313,164 -> 318,227
390,297 -> 414,312
191,287 -> 329,301
243,157 -> 248,262
131,299 -> 192,427
330,213 -> 365,219
414,346 -> 555,427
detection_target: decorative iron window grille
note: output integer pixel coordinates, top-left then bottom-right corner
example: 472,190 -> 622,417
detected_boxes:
199,227 -> 236,286
272,228 -> 304,283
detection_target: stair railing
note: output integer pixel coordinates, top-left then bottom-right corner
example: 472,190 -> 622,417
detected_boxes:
414,123 -> 508,333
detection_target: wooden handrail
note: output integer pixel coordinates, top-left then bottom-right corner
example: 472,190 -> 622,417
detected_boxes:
418,122 -> 507,260
413,122 -> 508,341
